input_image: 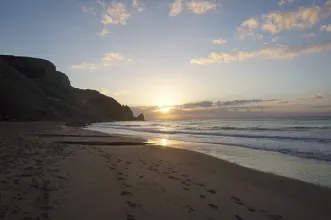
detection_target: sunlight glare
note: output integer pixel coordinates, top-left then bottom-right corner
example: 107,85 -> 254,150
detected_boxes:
161,138 -> 167,146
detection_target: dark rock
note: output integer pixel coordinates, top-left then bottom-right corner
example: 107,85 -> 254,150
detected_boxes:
0,55 -> 144,122
136,113 -> 145,121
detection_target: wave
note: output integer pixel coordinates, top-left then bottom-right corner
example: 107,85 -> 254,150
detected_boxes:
207,126 -> 331,131
94,125 -> 331,143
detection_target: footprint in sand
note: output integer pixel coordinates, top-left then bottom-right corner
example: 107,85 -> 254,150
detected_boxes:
235,214 -> 243,220
200,195 -> 206,198
231,196 -> 245,206
121,191 -> 133,196
248,207 -> 255,212
207,189 -> 216,194
117,176 -> 124,181
126,214 -> 136,220
208,204 -> 219,211
127,201 -> 140,208
186,205 -> 194,213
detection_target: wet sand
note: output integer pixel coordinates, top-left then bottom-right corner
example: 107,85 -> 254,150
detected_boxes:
1,122 -> 331,220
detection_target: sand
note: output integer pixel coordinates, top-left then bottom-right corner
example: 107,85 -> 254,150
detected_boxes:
1,122 -> 331,220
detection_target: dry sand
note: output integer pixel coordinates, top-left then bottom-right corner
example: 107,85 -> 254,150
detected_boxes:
1,122 -> 331,220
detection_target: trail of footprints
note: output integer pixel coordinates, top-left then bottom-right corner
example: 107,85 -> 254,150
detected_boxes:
97,148 -> 287,220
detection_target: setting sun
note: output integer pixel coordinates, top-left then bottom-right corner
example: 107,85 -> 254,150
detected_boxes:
160,107 -> 171,113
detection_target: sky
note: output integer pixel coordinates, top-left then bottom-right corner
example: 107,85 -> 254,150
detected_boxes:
1,0 -> 331,119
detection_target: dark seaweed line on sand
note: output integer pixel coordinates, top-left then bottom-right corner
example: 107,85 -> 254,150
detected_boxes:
55,141 -> 148,146
32,134 -> 114,138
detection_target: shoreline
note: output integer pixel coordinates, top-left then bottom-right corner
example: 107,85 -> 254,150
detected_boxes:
1,122 -> 331,220
85,126 -> 331,188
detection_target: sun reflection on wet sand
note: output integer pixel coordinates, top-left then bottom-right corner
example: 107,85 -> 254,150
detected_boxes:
161,138 -> 167,146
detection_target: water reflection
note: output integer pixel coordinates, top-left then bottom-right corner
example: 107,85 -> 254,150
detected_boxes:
161,138 -> 167,146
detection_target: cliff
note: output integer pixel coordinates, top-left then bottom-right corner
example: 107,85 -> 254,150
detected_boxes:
0,55 -> 143,122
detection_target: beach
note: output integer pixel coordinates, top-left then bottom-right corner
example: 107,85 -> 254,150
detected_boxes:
1,122 -> 331,220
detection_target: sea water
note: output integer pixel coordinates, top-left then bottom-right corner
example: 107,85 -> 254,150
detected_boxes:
86,117 -> 331,187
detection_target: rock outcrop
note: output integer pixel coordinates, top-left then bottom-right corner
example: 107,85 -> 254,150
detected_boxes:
0,55 -> 144,122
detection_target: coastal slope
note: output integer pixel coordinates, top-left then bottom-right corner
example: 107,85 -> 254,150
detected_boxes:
0,55 -> 143,122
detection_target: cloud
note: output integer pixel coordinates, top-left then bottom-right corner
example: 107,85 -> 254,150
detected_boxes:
236,18 -> 263,39
299,33 -> 316,38
237,1 -> 331,38
72,52 -> 131,70
97,26 -> 111,36
132,0 -> 145,12
191,40 -> 331,64
212,38 -> 226,44
279,0 -> 296,6
169,0 -> 217,16
183,101 -> 214,109
101,2 -> 130,25
321,24 -> 331,32
169,0 -> 183,17
186,0 -> 217,14
72,63 -> 99,71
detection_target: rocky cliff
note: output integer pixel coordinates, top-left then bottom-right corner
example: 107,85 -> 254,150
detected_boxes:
0,55 -> 143,122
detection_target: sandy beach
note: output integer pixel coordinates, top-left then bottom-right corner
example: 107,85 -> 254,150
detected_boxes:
1,122 -> 331,220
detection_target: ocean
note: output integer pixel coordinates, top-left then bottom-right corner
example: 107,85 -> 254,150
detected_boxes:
86,117 -> 331,187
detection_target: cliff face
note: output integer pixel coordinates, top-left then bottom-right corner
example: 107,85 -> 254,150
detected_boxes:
0,55 -> 143,122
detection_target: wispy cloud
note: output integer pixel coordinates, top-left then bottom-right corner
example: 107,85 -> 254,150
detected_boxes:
72,52 -> 132,70
321,24 -> 331,32
97,26 -> 111,36
236,18 -> 263,39
237,1 -> 331,38
132,0 -> 145,12
278,0 -> 296,6
101,2 -> 130,25
212,38 -> 226,44
169,0 -> 217,16
191,40 -> 331,64
169,0 -> 183,16
186,0 -> 217,14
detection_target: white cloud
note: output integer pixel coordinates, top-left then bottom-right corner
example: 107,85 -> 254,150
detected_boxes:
191,40 -> 331,64
169,0 -> 183,17
72,63 -> 99,71
236,18 -> 263,39
72,52 -> 131,70
321,24 -> 331,32
279,0 -> 296,6
132,0 -> 145,12
237,1 -> 331,38
101,2 -> 130,25
186,0 -> 217,14
169,0 -> 217,16
97,26 -> 111,36
212,38 -> 227,44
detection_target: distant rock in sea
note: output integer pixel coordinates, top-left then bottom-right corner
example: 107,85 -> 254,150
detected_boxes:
0,55 -> 144,122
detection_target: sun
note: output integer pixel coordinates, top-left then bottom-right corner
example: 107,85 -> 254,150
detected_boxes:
160,107 -> 171,113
